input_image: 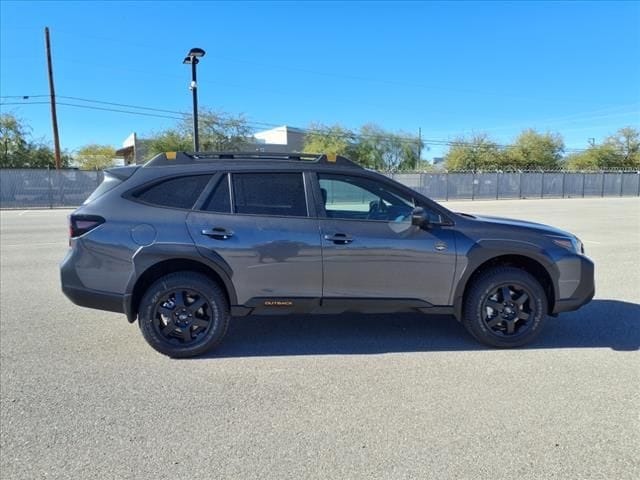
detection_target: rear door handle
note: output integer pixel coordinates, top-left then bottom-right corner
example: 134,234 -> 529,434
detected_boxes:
201,227 -> 234,240
324,233 -> 353,244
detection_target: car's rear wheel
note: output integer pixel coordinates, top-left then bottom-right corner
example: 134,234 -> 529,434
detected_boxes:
462,267 -> 547,348
138,272 -> 229,358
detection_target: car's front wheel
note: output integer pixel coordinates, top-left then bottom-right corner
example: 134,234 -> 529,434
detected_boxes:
462,267 -> 547,348
138,272 -> 229,358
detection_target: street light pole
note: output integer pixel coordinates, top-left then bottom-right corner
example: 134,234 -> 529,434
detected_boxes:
183,48 -> 205,152
190,59 -> 199,152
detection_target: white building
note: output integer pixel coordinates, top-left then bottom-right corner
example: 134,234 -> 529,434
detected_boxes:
115,133 -> 150,165
252,126 -> 305,153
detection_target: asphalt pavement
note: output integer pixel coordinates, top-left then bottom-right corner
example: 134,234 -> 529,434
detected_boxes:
1,197 -> 639,479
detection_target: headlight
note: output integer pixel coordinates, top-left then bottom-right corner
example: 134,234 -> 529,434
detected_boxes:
551,236 -> 584,254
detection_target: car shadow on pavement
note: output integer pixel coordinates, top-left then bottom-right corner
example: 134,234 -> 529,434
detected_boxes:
201,299 -> 640,358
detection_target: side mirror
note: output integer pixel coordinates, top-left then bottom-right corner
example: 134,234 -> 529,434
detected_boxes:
411,207 -> 430,228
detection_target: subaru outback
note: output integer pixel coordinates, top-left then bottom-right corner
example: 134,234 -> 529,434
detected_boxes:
60,152 -> 594,357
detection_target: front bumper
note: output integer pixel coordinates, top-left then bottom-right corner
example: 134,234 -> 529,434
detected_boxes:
552,255 -> 595,314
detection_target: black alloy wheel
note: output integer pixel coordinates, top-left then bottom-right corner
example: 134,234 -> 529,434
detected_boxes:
138,272 -> 230,358
462,266 -> 547,348
481,283 -> 534,337
153,288 -> 213,345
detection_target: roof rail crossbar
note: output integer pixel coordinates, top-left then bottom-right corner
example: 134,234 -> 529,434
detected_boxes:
190,151 -> 324,161
144,151 -> 360,168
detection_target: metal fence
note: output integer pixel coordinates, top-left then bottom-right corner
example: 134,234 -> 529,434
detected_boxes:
0,169 -> 104,209
1,168 -> 639,209
390,171 -> 640,201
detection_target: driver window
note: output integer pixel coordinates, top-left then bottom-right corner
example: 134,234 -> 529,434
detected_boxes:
318,174 -> 416,222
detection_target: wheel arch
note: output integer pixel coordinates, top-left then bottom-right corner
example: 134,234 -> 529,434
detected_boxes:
453,250 -> 557,320
124,247 -> 236,323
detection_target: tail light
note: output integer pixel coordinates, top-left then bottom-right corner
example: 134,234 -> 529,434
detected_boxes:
69,215 -> 105,238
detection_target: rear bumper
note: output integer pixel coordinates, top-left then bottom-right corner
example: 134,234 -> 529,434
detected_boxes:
552,255 -> 595,314
60,251 -> 124,314
62,284 -> 124,313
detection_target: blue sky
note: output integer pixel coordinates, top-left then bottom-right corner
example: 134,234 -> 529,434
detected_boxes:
1,0 -> 639,159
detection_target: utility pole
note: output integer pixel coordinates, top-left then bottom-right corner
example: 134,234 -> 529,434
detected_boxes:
45,27 -> 61,169
417,127 -> 422,171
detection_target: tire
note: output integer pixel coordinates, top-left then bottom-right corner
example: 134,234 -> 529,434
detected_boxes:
138,272 -> 229,358
462,267 -> 547,348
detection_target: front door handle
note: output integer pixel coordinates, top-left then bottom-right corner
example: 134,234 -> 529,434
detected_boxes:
324,233 -> 353,244
201,227 -> 234,240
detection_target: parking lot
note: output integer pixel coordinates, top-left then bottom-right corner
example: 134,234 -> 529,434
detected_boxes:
1,197 -> 639,479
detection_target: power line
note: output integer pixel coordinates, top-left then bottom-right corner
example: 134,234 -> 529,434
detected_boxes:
0,95 -> 49,99
2,96 -> 403,140
1,101 -> 185,121
58,102 -> 186,121
1,101 -> 50,106
58,95 -> 191,116
0,96 -> 591,152
0,99 -> 589,152
7,94 -> 637,130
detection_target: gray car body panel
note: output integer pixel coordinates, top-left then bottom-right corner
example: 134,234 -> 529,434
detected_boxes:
60,153 -> 595,323
187,211 -> 323,304
318,217 -> 457,305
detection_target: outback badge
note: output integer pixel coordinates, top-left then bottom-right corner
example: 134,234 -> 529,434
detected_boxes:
264,300 -> 294,306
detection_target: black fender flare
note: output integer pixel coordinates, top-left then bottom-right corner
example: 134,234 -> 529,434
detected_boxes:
122,243 -> 237,322
451,240 -> 559,320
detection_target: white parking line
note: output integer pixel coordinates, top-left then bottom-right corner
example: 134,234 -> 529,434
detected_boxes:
583,240 -> 602,245
11,210 -> 72,216
2,242 -> 67,247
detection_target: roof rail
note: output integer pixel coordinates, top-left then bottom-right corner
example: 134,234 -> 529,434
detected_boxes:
144,151 -> 361,168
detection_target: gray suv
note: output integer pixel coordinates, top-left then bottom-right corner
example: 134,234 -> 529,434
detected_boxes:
61,152 -> 594,357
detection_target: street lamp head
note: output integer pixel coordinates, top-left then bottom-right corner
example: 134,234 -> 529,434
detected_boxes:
187,47 -> 205,58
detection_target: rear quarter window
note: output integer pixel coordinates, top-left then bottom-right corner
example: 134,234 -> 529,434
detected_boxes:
132,175 -> 211,209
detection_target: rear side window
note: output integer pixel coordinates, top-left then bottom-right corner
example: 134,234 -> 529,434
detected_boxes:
232,173 -> 307,217
133,175 -> 211,209
202,174 -> 231,213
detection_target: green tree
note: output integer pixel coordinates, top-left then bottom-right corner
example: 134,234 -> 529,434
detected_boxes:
351,124 -> 386,169
565,144 -> 619,170
303,123 -> 422,171
565,127 -> 640,170
444,134 -> 504,171
1,113 -> 29,165
75,144 -> 116,170
303,123 -> 355,156
193,108 -> 254,151
0,113 -> 70,168
146,109 -> 253,158
604,126 -> 640,168
504,129 -> 564,169
144,129 -> 191,157
353,124 -> 422,171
